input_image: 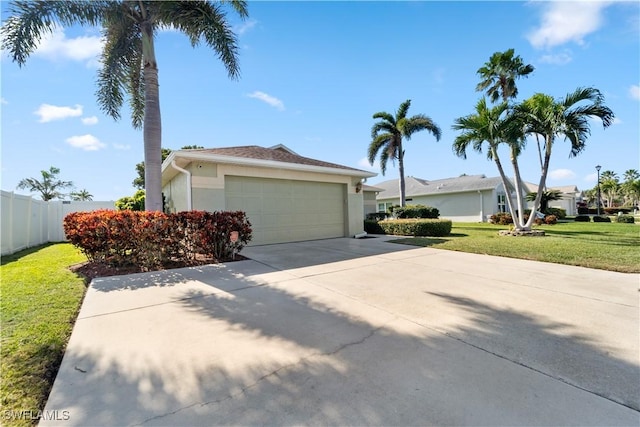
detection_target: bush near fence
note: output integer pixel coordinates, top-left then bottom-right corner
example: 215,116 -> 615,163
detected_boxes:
64,210 -> 252,270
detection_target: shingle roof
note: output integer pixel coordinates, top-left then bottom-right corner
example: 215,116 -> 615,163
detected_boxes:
374,175 -> 506,199
184,145 -> 369,174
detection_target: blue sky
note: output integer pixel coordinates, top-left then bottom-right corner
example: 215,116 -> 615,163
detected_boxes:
2,1 -> 639,201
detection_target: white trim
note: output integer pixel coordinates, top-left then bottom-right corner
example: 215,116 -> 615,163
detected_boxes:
170,160 -> 192,211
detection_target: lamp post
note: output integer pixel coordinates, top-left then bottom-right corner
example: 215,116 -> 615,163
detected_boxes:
596,165 -> 601,216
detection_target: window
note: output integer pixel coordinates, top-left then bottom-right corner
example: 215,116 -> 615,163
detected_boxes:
378,202 -> 393,213
497,193 -> 507,213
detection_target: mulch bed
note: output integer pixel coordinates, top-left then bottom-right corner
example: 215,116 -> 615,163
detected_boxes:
70,254 -> 249,283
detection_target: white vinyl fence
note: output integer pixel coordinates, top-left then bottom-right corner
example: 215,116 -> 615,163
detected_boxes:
1,190 -> 116,256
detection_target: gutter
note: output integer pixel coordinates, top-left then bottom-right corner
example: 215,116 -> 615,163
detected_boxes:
170,160 -> 192,211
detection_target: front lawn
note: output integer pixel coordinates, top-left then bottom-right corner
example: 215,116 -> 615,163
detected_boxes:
391,221 -> 640,273
1,244 -> 87,427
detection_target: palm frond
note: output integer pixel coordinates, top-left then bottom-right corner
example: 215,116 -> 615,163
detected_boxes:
396,99 -> 411,121
1,1 -> 109,66
159,1 -> 243,80
403,115 -> 442,141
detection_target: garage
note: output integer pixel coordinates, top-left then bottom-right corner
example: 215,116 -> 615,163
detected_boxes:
225,176 -> 346,245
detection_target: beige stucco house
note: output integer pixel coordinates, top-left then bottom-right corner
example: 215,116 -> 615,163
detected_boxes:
374,175 -> 580,221
161,145 -> 376,245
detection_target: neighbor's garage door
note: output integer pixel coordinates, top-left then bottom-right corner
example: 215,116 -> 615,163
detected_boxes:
225,176 -> 345,245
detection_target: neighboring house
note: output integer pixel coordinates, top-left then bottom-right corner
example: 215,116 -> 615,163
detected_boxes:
524,183 -> 581,216
161,144 -> 375,245
374,175 -> 510,222
362,184 -> 384,218
374,175 -> 581,221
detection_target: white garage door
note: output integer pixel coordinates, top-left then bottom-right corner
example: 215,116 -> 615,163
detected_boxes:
225,176 -> 346,245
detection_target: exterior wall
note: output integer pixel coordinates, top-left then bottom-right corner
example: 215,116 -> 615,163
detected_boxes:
526,194 -> 577,216
377,190 -> 498,222
363,191 -> 378,217
162,161 -> 366,240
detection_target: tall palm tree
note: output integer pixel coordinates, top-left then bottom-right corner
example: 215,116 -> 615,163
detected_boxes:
17,166 -> 73,201
622,169 -> 640,207
476,48 -> 534,104
368,99 -> 441,207
476,49 -> 535,218
515,87 -> 614,229
2,1 -> 248,211
452,99 -> 525,226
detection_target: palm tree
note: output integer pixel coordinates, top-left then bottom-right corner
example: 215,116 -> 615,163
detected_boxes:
368,100 -> 441,207
452,99 -> 523,224
515,88 -> 614,229
599,171 -> 620,208
525,189 -> 563,214
2,1 -> 248,211
476,48 -> 535,103
70,189 -> 94,201
17,166 -> 73,201
476,49 -> 535,218
622,169 -> 640,207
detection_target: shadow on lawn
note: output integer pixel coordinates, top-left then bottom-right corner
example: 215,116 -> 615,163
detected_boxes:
0,243 -> 55,266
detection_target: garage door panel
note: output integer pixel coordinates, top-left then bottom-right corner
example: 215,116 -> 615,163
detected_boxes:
225,176 -> 345,245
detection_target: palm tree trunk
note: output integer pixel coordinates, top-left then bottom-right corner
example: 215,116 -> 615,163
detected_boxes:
398,144 -> 406,207
141,21 -> 163,212
491,147 -> 518,223
510,147 -> 527,230
524,136 -> 552,229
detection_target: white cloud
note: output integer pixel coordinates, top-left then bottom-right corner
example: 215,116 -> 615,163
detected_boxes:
1,97 -> 7,105
247,91 -> 285,111
584,172 -> 598,183
66,134 -> 106,151
236,19 -> 258,35
358,157 -> 379,171
537,51 -> 573,65
34,27 -> 102,66
612,117 -> 622,125
549,168 -> 576,180
629,84 -> 640,100
113,143 -> 131,150
527,1 -> 610,49
81,116 -> 99,125
34,104 -> 83,122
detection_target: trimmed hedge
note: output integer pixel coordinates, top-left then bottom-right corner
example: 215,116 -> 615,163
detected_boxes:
604,207 -> 631,215
366,212 -> 389,221
574,215 -> 591,222
545,207 -> 566,219
593,215 -> 611,223
64,209 -> 252,270
394,204 -> 439,219
615,215 -> 635,224
378,219 -> 452,237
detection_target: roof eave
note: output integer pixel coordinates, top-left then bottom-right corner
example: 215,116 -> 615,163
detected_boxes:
163,151 -> 376,179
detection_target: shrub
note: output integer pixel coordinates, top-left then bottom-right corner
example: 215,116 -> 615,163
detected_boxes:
378,219 -> 452,237
64,210 -> 252,269
577,207 -> 589,215
593,215 -> 611,223
615,215 -> 635,224
366,212 -> 389,221
364,219 -> 385,234
574,215 -> 591,222
394,204 -> 440,219
544,215 -> 557,225
604,207 -> 630,215
490,212 -> 513,225
545,207 -> 566,219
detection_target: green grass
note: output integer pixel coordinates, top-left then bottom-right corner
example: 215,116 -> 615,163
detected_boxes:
1,244 -> 87,427
391,221 -> 640,273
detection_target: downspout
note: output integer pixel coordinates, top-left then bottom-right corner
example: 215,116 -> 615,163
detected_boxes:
478,190 -> 484,222
170,161 -> 192,211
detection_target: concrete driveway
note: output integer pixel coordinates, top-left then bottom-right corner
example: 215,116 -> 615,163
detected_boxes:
43,237 -> 639,426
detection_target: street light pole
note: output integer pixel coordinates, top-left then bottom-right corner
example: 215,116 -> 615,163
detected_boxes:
596,165 -> 601,216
